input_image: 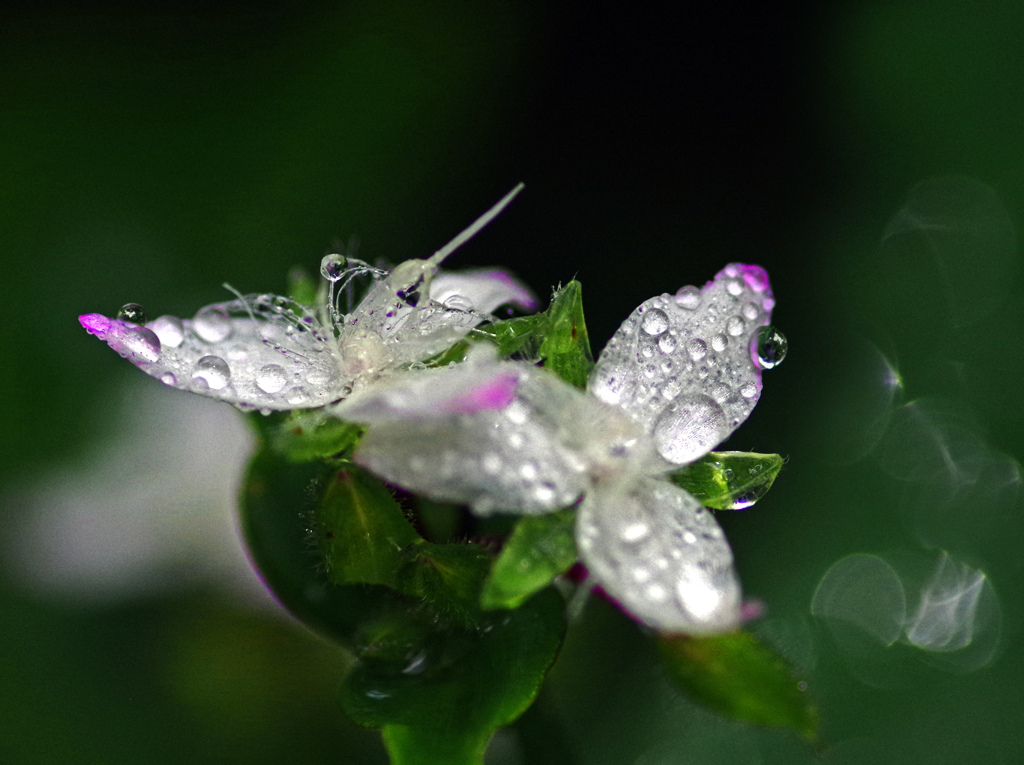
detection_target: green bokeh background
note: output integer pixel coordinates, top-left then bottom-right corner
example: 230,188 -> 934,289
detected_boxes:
2,1 -> 1022,762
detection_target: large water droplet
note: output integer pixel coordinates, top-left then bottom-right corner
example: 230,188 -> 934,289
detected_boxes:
442,294 -> 474,312
756,325 -> 788,369
148,316 -> 184,348
712,334 -> 728,352
191,355 -> 231,390
726,316 -> 745,336
653,394 -> 727,464
726,279 -> 744,296
123,326 -> 161,363
194,307 -> 232,343
675,285 -> 701,309
641,308 -> 669,336
688,338 -> 707,361
320,254 -> 347,281
117,303 -> 147,324
256,364 -> 288,393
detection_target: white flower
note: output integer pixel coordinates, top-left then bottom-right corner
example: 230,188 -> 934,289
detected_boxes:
334,264 -> 783,635
79,186 -> 534,411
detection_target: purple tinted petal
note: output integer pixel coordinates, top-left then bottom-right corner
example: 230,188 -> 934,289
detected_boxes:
437,370 -> 520,413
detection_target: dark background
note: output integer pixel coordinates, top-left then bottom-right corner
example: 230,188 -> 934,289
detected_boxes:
2,1 -> 1023,762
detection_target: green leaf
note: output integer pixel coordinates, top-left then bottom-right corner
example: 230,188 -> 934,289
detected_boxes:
538,281 -> 593,388
342,589 -> 566,765
671,451 -> 784,510
657,631 -> 818,742
317,465 -> 420,589
481,508 -> 578,610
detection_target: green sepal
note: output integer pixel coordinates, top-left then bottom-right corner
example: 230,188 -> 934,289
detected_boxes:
670,451 -> 784,510
317,465 -> 421,590
481,508 -> 578,610
657,631 -> 818,742
400,541 -> 492,628
537,280 -> 593,388
249,410 -> 364,463
342,589 -> 566,765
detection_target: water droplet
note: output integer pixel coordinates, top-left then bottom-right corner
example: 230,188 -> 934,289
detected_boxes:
306,367 -> 333,386
658,333 -> 677,354
442,294 -> 474,312
285,386 -> 311,405
688,338 -> 707,361
726,279 -> 744,296
712,334 -> 728,352
756,325 -> 788,369
726,316 -> 745,336
622,522 -> 650,542
117,303 -> 147,324
675,285 -> 701,309
256,364 -> 288,393
191,355 -> 231,390
148,316 -> 184,348
520,462 -> 539,480
123,326 -> 161,363
194,307 -> 232,343
160,372 -> 177,386
320,254 -> 347,281
723,468 -> 734,480
741,302 -> 760,321
740,382 -> 757,398
653,394 -> 727,464
641,308 -> 669,336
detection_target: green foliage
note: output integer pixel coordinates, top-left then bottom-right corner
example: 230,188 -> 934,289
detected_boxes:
657,631 -> 818,742
671,451 -> 784,510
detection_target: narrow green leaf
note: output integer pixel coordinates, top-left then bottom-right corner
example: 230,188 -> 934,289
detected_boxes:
317,465 -> 421,589
401,541 -> 492,627
538,281 -> 593,388
657,631 -> 818,742
286,264 -> 318,306
342,589 -> 567,765
481,508 -> 578,610
671,451 -> 784,510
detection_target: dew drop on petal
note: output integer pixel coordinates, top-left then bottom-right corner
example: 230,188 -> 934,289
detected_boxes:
688,338 -> 707,361
320,254 -> 347,281
726,316 -> 745,337
740,382 -> 757,398
653,394 -> 728,464
726,279 -> 744,296
148,316 -> 184,348
123,326 -> 161,363
442,294 -> 475,312
674,285 -> 701,310
641,308 -> 670,336
256,364 -> 288,393
160,372 -> 177,386
756,325 -> 788,369
191,355 -> 231,390
285,386 -> 311,405
741,302 -> 760,321
712,334 -> 728,352
658,333 -> 677,354
194,307 -> 232,343
117,303 -> 147,324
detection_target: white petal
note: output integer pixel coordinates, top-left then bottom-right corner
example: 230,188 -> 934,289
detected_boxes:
429,268 -> 538,313
575,476 -> 742,634
341,359 -> 595,515
80,294 -> 342,410
589,263 -> 775,465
